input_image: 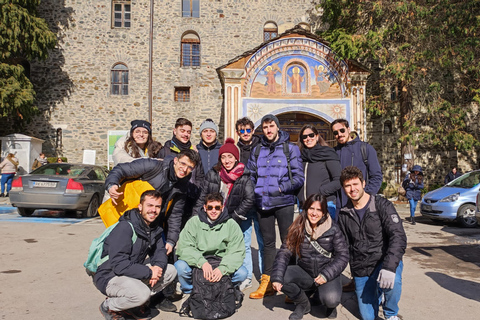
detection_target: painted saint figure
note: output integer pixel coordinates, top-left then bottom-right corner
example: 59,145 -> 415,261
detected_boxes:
313,65 -> 331,94
265,65 -> 280,94
288,66 -> 304,93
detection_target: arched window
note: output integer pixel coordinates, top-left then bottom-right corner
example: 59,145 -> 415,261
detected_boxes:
111,63 -> 129,95
181,33 -> 200,67
182,0 -> 199,18
263,22 -> 278,42
384,120 -> 393,134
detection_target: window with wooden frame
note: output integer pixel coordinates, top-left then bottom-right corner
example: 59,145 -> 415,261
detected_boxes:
182,0 -> 200,18
112,1 -> 131,28
263,22 -> 278,42
181,33 -> 200,67
175,87 -> 191,102
111,63 -> 129,95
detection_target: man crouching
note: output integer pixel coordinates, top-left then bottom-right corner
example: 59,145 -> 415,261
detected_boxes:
94,190 -> 177,320
175,192 -> 247,294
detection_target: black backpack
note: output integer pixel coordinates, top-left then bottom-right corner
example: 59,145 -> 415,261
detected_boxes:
180,256 -> 243,319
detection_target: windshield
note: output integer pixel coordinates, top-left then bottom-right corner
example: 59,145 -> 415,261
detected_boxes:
32,164 -> 86,177
448,171 -> 480,189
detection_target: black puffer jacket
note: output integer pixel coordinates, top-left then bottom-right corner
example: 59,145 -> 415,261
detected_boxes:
271,222 -> 348,283
338,195 -> 407,277
193,166 -> 255,223
94,209 -> 167,295
237,135 -> 261,165
105,156 -> 190,247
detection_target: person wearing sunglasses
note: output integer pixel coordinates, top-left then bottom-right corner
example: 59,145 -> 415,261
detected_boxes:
235,117 -> 264,291
297,124 -> 342,221
330,118 -> 383,293
175,192 -> 247,295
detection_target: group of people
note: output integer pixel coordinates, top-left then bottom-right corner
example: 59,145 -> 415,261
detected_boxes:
92,115 -> 407,320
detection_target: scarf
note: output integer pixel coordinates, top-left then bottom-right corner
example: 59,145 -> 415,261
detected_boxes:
171,135 -> 192,152
219,162 -> 245,202
37,157 -> 48,165
305,213 -> 332,240
301,144 -> 339,163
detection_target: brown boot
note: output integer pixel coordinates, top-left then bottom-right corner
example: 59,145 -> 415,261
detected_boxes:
249,274 -> 276,299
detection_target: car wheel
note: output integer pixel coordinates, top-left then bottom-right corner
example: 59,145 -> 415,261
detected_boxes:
80,194 -> 100,218
457,204 -> 478,228
17,208 -> 35,217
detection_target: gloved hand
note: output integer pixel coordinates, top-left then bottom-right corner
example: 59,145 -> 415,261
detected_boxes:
377,269 -> 396,289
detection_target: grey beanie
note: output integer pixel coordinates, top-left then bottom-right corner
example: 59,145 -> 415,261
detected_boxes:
199,118 -> 218,134
261,114 -> 280,128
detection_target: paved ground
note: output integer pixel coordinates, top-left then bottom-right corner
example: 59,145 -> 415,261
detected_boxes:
1,197 -> 479,320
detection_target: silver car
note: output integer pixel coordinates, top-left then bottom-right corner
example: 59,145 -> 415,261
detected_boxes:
9,163 -> 108,218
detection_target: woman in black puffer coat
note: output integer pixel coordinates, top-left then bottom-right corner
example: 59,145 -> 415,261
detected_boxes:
271,194 -> 348,320
193,138 -> 255,223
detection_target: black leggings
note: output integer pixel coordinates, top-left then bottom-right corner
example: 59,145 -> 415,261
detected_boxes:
258,205 -> 294,275
281,265 -> 342,308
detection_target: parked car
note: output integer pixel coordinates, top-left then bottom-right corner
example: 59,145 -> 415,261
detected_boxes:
9,163 -> 108,218
420,169 -> 480,228
476,190 -> 480,223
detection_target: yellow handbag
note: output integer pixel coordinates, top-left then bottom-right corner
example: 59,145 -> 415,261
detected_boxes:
98,180 -> 155,228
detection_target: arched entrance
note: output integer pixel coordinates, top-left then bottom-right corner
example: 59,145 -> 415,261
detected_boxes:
254,112 -> 334,146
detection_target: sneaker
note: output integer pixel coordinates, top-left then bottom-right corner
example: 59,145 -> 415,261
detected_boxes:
0,193 -> 4,197
99,301 -> 126,320
239,278 -> 252,291
123,303 -> 152,320
156,298 -> 177,312
386,317 -> 400,320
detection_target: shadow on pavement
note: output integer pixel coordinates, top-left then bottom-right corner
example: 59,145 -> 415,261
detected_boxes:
426,272 -> 480,302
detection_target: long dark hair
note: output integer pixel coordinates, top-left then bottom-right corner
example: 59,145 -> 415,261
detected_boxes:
285,193 -> 329,257
297,124 -> 329,150
124,134 -> 162,158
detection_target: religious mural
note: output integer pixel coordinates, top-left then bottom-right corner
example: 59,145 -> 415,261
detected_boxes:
250,55 -> 342,99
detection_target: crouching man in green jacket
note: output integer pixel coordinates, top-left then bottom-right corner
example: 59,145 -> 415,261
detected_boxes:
174,192 -> 247,293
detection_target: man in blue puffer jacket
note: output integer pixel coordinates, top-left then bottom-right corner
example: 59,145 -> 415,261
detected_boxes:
246,114 -> 304,300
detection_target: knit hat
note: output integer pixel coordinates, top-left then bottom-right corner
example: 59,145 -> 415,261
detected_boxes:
199,118 -> 219,134
261,114 -> 280,128
219,138 -> 240,161
130,120 -> 151,133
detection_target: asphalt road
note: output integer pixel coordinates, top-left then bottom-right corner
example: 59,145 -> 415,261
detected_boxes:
1,199 -> 479,320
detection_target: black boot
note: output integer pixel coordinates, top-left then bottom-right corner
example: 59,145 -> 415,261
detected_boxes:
0,193 -> 4,197
411,216 -> 416,225
289,292 -> 311,320
326,307 -> 337,318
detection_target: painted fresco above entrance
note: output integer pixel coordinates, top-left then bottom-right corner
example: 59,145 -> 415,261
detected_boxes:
251,55 -> 342,99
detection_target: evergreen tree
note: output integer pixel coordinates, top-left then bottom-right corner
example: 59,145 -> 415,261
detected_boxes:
313,0 -> 480,151
0,0 -> 56,123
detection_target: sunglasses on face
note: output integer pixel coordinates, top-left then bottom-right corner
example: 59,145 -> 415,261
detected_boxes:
333,128 -> 346,136
239,129 -> 252,134
206,205 -> 222,211
301,133 -> 316,140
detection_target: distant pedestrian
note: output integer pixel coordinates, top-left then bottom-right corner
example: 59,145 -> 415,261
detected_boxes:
57,157 -> 63,163
339,166 -> 406,320
32,153 -> 48,171
271,193 -> 348,319
196,118 -> 221,174
1,153 -> 19,197
403,165 -> 424,225
298,124 -> 342,220
112,120 -> 162,166
444,166 -> 462,184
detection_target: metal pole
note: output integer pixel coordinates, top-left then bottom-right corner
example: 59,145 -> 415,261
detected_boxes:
148,0 -> 154,124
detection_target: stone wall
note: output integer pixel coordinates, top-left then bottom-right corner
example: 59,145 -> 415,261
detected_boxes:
7,0 -> 311,165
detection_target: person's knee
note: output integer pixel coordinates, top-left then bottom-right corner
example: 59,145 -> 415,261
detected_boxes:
320,292 -> 341,308
136,285 -> 151,306
174,260 -> 191,278
164,264 -> 177,284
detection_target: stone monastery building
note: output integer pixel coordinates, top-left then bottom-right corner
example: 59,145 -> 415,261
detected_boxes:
21,0 -> 370,168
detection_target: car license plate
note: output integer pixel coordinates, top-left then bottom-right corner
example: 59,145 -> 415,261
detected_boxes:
423,205 -> 432,211
33,181 -> 57,188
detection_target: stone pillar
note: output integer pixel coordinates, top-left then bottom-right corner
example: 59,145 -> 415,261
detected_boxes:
218,69 -> 245,139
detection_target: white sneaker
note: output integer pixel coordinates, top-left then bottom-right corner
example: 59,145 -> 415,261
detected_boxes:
239,278 -> 252,291
386,316 -> 400,320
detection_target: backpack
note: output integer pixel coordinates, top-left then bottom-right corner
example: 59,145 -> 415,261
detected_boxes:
254,141 -> 293,187
83,221 -> 136,276
180,256 -> 243,319
360,141 -> 368,184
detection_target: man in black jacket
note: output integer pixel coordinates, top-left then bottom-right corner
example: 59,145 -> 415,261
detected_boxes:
106,149 -> 200,255
95,190 -> 177,320
235,116 -> 264,291
339,166 -> 407,320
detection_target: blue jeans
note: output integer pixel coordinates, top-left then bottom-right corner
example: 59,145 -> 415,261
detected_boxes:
1,173 -> 15,194
240,209 -> 264,278
327,201 -> 337,221
409,199 -> 418,217
174,259 -> 248,294
354,261 -> 403,320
